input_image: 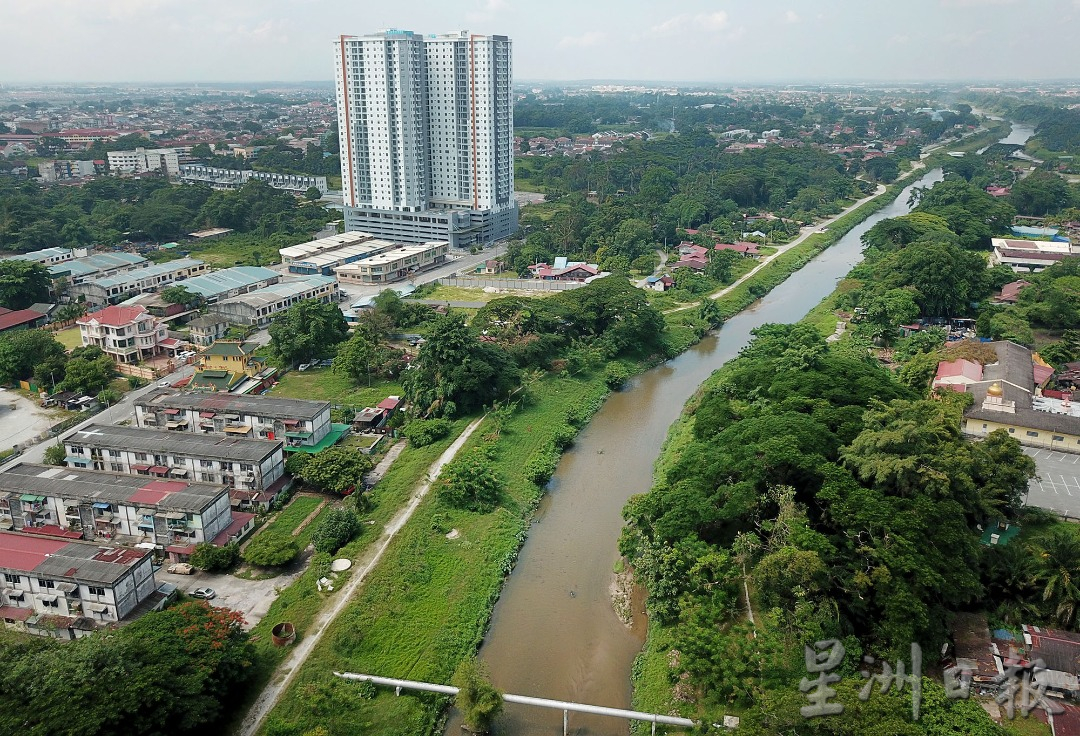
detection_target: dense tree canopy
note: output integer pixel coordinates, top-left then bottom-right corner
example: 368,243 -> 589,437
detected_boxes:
0,260 -> 50,309
268,299 -> 349,366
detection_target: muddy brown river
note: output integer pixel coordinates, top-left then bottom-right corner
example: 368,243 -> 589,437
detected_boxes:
446,166 -> 945,735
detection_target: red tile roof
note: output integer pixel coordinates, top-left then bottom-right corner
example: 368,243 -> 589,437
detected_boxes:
0,308 -> 45,331
0,531 -> 69,569
0,605 -> 33,621
934,358 -> 983,383
78,304 -> 149,327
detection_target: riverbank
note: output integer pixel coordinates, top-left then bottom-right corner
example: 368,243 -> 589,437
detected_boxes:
253,160 -> 933,736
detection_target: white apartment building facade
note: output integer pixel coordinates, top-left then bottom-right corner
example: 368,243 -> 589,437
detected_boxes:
334,30 -> 516,248
335,241 -> 449,284
77,304 -> 167,363
107,147 -> 180,179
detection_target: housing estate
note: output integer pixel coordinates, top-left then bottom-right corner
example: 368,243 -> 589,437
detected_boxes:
134,389 -> 335,451
48,252 -> 147,286
0,530 -> 156,630
61,423 -> 286,504
178,164 -> 328,195
0,461 -> 236,550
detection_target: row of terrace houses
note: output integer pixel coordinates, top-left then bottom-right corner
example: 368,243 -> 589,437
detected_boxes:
134,389 -> 334,450
0,530 -> 156,628
62,423 -> 285,498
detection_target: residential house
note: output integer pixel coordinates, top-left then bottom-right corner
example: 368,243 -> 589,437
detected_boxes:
528,257 -> 601,281
475,259 -> 504,275
62,423 -> 287,512
76,304 -> 167,363
671,254 -> 708,271
644,275 -> 674,292
134,389 -> 339,452
48,252 -> 147,289
714,241 -> 761,258
991,280 -> 1032,305
0,530 -> 156,632
187,315 -> 230,346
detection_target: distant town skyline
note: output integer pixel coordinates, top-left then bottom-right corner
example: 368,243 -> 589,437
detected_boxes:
4,0 -> 1080,85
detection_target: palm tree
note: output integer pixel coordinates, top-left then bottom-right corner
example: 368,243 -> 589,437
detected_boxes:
1037,529 -> 1080,627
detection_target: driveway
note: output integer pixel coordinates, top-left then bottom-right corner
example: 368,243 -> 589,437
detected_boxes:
0,388 -> 63,453
1024,447 -> 1080,520
156,557 -> 307,630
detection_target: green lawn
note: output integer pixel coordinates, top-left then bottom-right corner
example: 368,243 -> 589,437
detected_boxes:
53,327 -> 83,351
261,496 -> 324,538
270,370 -> 403,411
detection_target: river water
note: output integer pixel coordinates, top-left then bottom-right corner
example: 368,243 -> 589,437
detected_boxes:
446,167 -> 944,735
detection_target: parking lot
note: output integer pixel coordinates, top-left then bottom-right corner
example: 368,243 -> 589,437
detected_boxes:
1024,447 -> 1080,520
154,557 -> 308,629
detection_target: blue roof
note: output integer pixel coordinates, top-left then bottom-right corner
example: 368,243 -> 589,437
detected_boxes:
90,258 -> 205,289
49,252 -> 146,278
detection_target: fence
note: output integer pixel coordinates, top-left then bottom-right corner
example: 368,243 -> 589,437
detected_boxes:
115,363 -> 157,380
438,276 -> 585,292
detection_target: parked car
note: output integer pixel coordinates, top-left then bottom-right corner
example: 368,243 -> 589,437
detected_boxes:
167,563 -> 194,575
298,363 -> 311,372
190,587 -> 216,600
317,359 -> 334,367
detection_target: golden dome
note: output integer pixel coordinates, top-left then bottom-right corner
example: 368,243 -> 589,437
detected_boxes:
987,382 -> 1003,397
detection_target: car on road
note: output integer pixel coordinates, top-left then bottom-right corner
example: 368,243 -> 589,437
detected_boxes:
167,563 -> 194,575
158,380 -> 172,387
190,587 -> 216,600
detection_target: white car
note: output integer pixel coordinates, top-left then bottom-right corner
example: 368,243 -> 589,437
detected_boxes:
158,380 -> 172,388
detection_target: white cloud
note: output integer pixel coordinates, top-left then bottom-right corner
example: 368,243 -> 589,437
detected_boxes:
558,31 -> 606,48
784,10 -> 800,23
888,34 -> 911,47
650,11 -> 729,36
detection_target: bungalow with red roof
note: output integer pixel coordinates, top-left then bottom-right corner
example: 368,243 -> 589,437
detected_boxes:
671,255 -> 708,271
77,304 -> 167,363
528,261 -> 600,281
714,242 -> 761,259
985,186 -> 1011,197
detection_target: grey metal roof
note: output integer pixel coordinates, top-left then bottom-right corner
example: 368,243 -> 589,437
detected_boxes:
89,258 -> 205,289
180,266 -> 279,298
0,463 -> 227,513
214,275 -> 336,309
0,532 -> 147,584
137,388 -> 329,421
63,424 -> 281,463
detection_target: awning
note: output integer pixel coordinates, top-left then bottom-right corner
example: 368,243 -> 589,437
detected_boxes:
224,426 -> 251,434
282,419 -> 301,426
163,408 -> 181,415
65,456 -> 88,464
0,606 -> 32,622
136,507 -> 155,517
169,468 -> 189,477
19,494 -> 45,503
165,512 -> 186,520
86,603 -> 108,613
92,502 -> 111,510
285,431 -> 312,439
149,466 -> 169,474
198,411 -> 215,418
131,464 -> 151,471
166,419 -> 188,427
62,499 -> 79,507
38,595 -> 57,604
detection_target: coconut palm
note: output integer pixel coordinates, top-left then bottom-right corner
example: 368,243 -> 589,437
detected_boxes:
1037,529 -> 1080,627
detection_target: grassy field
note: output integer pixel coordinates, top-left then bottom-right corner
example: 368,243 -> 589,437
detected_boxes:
223,421 -> 469,735
271,370 -> 403,411
417,284 -> 558,304
53,327 -> 83,351
257,371 -> 614,736
261,496 -> 324,537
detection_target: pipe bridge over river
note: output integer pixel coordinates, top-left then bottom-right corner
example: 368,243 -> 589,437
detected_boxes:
335,672 -> 740,734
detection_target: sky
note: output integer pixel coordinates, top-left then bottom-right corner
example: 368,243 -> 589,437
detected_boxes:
4,0 -> 1080,84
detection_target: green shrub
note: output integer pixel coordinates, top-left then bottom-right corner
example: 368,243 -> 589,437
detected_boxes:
524,443 -> 559,485
551,424 -> 577,451
402,418 -> 452,447
190,542 -> 239,572
241,533 -> 300,567
438,445 -> 502,513
311,507 -> 361,554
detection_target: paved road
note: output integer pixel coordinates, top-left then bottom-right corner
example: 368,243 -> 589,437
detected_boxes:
335,249 -> 497,308
1024,447 -> 1080,519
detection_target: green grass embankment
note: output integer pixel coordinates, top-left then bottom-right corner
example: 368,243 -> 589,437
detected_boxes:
257,370 -> 615,736
221,421 -> 469,735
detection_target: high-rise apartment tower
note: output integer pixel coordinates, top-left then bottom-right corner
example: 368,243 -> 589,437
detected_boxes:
334,30 -> 517,248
